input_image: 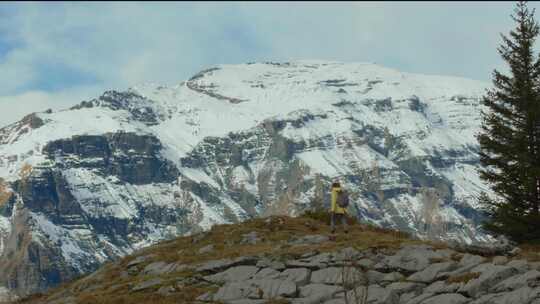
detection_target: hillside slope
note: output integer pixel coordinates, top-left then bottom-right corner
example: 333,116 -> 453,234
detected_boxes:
0,60 -> 492,297
15,215 -> 540,304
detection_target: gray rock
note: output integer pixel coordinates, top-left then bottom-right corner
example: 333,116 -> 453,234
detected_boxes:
420,293 -> 470,304
196,256 -> 258,273
507,259 -> 530,273
437,254 -> 487,280
459,254 -> 487,268
287,259 -> 325,270
198,244 -> 215,254
492,256 -> 508,266
400,292 -> 419,304
407,262 -> 457,283
299,283 -> 344,301
213,282 -> 259,302
347,285 -> 399,304
424,280 -> 463,294
127,254 -> 156,267
509,247 -> 522,256
472,286 -> 540,304
355,258 -> 376,269
142,261 -> 178,276
307,252 -> 333,265
311,267 -> 363,285
228,300 -> 267,304
491,269 -> 540,292
459,264 -> 519,297
290,235 -> 330,245
386,282 -> 425,295
302,251 -> 320,259
366,270 -> 385,284
127,266 -> 139,276
385,244 -> 442,273
131,278 -> 162,292
248,279 -> 297,299
256,258 -> 286,270
334,247 -> 362,261
381,272 -> 405,283
278,268 -> 311,285
204,266 -> 260,283
405,293 -> 436,304
252,268 -> 280,280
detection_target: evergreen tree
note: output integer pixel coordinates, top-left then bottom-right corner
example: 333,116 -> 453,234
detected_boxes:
478,1 -> 540,242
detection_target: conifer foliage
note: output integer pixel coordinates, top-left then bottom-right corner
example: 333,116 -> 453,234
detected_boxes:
478,1 -> 540,242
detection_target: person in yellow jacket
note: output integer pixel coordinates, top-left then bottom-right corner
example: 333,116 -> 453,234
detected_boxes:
330,181 -> 348,234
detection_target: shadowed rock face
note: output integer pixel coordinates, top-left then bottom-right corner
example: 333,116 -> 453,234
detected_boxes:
0,132 -> 182,297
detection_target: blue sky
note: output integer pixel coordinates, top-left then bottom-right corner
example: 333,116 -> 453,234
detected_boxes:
0,2 -> 536,125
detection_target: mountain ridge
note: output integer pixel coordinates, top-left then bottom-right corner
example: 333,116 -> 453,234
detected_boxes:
0,60 -> 493,298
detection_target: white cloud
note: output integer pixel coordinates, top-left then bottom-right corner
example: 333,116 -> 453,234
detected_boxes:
0,86 -> 102,127
0,2 -> 535,127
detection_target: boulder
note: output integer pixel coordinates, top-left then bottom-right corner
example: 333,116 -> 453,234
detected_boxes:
311,267 -> 363,285
256,258 -> 286,270
384,245 -> 442,273
346,285 -> 399,304
196,256 -> 258,273
492,256 -> 508,266
420,293 -> 470,304
507,260 -> 530,273
203,266 -> 260,283
424,280 -> 463,294
381,272 -> 405,284
127,254 -> 156,267
131,278 -> 162,292
458,264 -> 519,297
290,235 -> 330,246
407,262 -> 457,283
472,286 -> 540,304
298,283 -> 344,302
252,268 -> 280,280
142,261 -> 178,276
212,282 -> 260,302
386,282 -> 425,295
249,279 -> 297,299
278,268 -> 311,285
491,269 -> 540,292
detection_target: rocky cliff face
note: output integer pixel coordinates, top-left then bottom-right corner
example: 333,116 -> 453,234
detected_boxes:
0,60 -> 493,298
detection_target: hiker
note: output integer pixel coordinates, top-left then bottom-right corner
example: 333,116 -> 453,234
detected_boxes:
330,181 -> 349,234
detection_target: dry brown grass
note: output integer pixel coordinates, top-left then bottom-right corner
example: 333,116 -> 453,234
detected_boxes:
0,178 -> 12,207
446,272 -> 480,284
516,243 -> 540,262
19,163 -> 32,180
16,215 -> 418,304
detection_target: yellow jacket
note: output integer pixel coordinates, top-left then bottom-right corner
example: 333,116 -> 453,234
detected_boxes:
331,186 -> 347,214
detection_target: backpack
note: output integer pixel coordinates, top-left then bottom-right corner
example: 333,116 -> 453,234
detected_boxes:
337,189 -> 349,208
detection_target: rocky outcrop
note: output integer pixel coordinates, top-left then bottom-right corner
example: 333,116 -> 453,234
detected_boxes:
20,235 -> 540,304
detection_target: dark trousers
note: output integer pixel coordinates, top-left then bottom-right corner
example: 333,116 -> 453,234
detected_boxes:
331,212 -> 348,233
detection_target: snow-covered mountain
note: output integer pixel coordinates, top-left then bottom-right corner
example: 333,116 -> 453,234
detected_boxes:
0,60 -> 491,298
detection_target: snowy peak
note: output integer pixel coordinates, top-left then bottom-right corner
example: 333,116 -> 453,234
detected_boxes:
0,61 -> 492,298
